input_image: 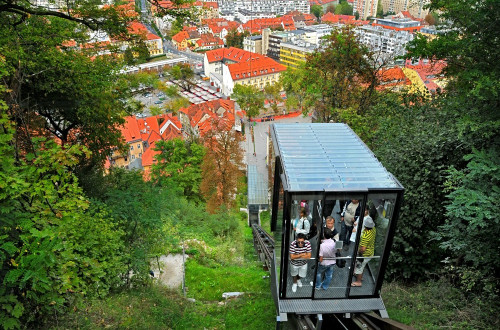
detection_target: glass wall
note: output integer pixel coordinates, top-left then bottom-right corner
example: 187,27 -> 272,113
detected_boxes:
350,193 -> 397,296
284,198 -> 322,298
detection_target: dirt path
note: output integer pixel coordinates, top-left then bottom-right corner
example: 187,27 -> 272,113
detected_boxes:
151,254 -> 188,288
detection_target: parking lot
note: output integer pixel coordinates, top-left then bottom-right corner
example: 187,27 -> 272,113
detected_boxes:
134,75 -> 226,117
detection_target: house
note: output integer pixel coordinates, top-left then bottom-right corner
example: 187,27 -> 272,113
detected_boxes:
172,31 -> 191,50
222,56 -> 286,95
127,21 -> 164,56
194,33 -> 224,51
178,99 -> 236,139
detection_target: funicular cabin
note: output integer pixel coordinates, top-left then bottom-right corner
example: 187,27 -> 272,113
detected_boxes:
268,123 -> 404,328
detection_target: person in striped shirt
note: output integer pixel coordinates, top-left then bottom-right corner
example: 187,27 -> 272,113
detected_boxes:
289,233 -> 312,293
352,209 -> 376,287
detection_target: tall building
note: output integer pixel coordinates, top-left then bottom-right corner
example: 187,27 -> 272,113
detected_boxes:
380,0 -> 429,19
353,0 -> 379,20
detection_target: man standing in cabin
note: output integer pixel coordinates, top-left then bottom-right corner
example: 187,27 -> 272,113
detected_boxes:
340,199 -> 360,250
289,233 -> 312,293
316,228 -> 336,290
352,214 -> 376,287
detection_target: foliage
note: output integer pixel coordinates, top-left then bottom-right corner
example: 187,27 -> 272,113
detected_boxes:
382,279 -> 499,329
0,113 -> 127,328
402,0 -> 500,294
288,26 -> 382,123
0,15 -> 147,169
334,2 -> 353,15
99,169 -> 175,285
169,64 -> 195,92
311,5 -> 323,19
201,119 -> 244,213
376,0 -> 383,18
232,84 -> 265,119
437,149 -> 500,296
373,95 -> 467,280
225,28 -> 250,48
152,138 -> 205,203
326,4 -> 336,14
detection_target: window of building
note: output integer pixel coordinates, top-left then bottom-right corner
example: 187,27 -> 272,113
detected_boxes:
130,146 -> 134,150
137,144 -> 141,149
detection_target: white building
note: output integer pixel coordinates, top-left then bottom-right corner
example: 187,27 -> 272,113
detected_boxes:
219,0 -> 310,17
380,0 -> 429,19
355,25 -> 413,58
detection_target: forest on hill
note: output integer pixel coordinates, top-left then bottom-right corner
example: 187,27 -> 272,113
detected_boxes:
1,0 -> 499,329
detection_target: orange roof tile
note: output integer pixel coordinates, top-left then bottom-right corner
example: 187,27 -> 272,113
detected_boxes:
120,116 -> 142,143
128,21 -> 161,40
205,47 -> 261,63
172,31 -> 190,43
228,57 -> 286,80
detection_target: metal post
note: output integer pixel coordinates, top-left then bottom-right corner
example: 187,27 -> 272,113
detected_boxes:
182,241 -> 186,297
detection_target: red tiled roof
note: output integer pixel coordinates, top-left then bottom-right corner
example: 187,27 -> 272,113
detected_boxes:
242,18 -> 283,33
128,21 -> 161,41
141,141 -> 160,167
203,1 -> 218,9
120,116 -> 142,143
196,34 -> 224,47
205,47 -> 261,63
228,57 -> 286,80
172,31 -> 190,43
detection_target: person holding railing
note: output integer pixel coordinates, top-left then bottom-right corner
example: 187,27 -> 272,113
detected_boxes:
352,210 -> 376,287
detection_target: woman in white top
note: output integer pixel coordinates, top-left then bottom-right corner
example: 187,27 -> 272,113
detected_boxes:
294,209 -> 310,239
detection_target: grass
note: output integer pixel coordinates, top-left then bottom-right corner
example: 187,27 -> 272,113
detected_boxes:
48,202 -> 499,329
51,215 -> 276,330
382,279 -> 499,329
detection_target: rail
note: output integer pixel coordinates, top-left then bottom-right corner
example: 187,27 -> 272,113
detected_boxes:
251,224 -> 274,271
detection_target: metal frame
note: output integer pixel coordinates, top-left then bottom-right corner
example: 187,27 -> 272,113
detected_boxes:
269,123 -> 405,314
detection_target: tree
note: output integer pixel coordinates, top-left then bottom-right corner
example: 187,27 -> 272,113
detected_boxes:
376,0 -> 384,18
124,47 -> 135,65
403,0 -> 500,294
232,84 -> 265,120
354,11 -> 360,19
152,138 -> 205,203
424,13 -> 436,25
201,118 -> 244,213
225,28 -> 249,48
0,111 -> 127,327
335,2 -> 353,15
280,65 -> 309,113
0,15 -> 151,171
326,4 -> 336,13
311,5 -> 323,19
289,26 -> 382,123
439,149 -> 500,295
170,64 -> 195,92
264,82 -> 283,114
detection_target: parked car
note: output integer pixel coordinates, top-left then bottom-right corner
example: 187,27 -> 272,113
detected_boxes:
154,100 -> 163,104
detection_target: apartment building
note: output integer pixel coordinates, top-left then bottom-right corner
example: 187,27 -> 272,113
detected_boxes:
243,35 -> 264,54
356,25 -> 413,57
352,0 -> 379,19
203,47 -> 285,95
380,0 -> 429,19
280,42 -> 316,69
219,0 -> 310,17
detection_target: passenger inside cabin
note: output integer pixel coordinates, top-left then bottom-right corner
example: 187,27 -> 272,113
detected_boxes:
289,233 -> 312,293
323,216 -> 339,242
293,209 -> 310,240
352,209 -> 376,287
340,199 -> 361,251
315,228 -> 337,291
